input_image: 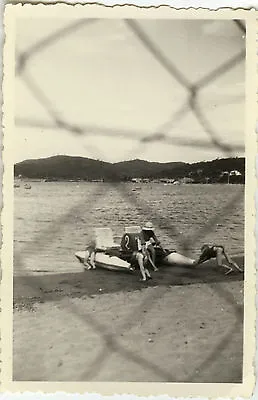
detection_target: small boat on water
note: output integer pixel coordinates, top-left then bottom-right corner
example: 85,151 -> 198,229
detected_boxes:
132,186 -> 141,192
24,183 -> 32,190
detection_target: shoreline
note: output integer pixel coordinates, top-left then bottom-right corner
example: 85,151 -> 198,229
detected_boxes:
14,255 -> 244,308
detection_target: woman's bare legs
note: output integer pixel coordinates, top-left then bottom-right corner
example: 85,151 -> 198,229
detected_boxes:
136,253 -> 146,280
89,251 -> 96,269
223,250 -> 243,273
147,245 -> 158,271
136,252 -> 151,281
216,248 -> 234,275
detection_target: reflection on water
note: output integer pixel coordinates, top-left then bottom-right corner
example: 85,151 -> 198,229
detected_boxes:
14,182 -> 244,275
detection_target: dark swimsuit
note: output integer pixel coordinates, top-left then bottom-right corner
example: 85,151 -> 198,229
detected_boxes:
141,230 -> 170,259
141,230 -> 155,242
198,245 -> 224,263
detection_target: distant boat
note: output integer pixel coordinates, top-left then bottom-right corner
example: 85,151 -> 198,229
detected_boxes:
14,183 -> 20,188
24,183 -> 31,190
44,178 -> 58,182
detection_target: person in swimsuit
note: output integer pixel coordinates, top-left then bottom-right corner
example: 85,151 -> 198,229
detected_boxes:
194,244 -> 243,275
120,232 -> 152,281
140,222 -> 162,272
84,239 -> 96,269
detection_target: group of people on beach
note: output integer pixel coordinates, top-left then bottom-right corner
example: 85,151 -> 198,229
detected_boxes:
84,221 -> 243,282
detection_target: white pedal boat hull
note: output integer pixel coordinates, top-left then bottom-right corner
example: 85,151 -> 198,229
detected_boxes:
162,251 -> 195,267
75,250 -> 135,273
75,249 -> 195,272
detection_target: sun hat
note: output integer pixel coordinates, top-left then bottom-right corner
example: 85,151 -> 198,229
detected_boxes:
142,221 -> 154,231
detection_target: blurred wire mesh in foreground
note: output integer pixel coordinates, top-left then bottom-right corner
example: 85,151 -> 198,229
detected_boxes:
15,18 -> 245,162
13,17 -> 246,383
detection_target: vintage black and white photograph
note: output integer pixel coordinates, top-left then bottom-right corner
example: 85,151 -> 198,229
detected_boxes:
1,5 -> 256,395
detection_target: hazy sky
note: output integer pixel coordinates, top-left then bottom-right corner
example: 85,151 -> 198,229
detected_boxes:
15,18 -> 245,163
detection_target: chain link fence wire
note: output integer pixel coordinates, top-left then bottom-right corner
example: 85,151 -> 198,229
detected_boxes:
13,18 -> 246,383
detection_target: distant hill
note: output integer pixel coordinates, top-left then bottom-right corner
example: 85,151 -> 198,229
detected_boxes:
14,155 -> 114,181
113,159 -> 185,180
158,157 -> 245,183
14,155 -> 245,183
14,156 -> 185,181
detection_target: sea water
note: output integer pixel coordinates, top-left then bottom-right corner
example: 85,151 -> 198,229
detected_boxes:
14,182 -> 244,276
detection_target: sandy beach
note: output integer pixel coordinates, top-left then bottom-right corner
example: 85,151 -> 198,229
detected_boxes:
14,256 -> 244,382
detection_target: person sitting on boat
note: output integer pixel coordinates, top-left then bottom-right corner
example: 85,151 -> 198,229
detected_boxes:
194,244 -> 243,275
120,232 -> 151,282
140,222 -> 162,272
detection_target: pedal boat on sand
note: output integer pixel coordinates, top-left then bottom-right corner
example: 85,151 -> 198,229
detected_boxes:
75,249 -> 135,273
75,227 -> 195,273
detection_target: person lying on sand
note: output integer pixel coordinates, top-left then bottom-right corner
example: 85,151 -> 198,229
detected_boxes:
140,222 -> 162,272
194,244 -> 243,275
120,232 -> 152,282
